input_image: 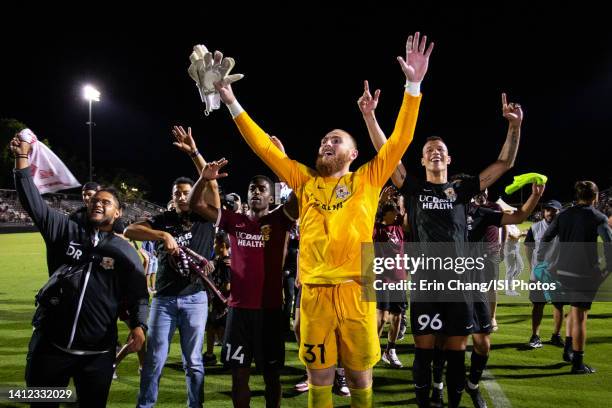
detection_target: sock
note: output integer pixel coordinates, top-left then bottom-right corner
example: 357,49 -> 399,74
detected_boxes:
468,351 -> 489,385
445,350 -> 466,408
413,348 -> 434,407
432,346 -> 445,384
336,367 -> 345,376
572,350 -> 584,369
349,386 -> 373,408
308,384 -> 332,408
564,336 -> 573,353
386,342 -> 396,351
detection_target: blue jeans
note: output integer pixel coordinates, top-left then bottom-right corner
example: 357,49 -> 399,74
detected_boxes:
137,291 -> 208,408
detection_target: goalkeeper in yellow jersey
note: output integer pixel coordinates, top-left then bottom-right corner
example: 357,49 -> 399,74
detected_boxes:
211,32 -> 434,407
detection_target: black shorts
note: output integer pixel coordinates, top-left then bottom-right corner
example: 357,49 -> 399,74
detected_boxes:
410,301 -> 474,336
529,280 -> 569,308
558,275 -> 600,310
472,301 -> 492,334
207,308 -> 227,329
376,288 -> 407,314
222,307 -> 285,370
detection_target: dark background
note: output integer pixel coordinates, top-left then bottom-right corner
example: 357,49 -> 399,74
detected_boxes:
1,5 -> 610,204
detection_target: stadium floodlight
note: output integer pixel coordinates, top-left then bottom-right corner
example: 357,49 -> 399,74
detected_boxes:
82,85 -> 101,181
83,85 -> 100,102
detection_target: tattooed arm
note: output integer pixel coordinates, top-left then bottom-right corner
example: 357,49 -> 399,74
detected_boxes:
479,92 -> 523,190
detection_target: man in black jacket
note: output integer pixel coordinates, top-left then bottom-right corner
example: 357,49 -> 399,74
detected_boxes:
10,136 -> 149,408
44,182 -> 100,275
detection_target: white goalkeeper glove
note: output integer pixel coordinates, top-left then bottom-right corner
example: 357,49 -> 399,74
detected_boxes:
188,44 -> 244,115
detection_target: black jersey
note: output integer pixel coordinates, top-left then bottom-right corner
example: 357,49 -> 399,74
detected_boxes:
539,205 -> 612,277
400,174 -> 480,244
467,203 -> 504,260
150,210 -> 215,296
401,174 -> 480,304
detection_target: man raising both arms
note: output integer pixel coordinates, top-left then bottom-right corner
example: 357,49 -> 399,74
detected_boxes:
213,32 -> 433,407
360,82 -> 523,407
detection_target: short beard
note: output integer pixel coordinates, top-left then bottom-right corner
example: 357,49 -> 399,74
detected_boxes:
315,151 -> 351,177
88,215 -> 113,228
87,214 -> 114,228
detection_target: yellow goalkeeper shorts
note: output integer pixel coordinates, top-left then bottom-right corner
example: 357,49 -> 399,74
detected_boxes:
299,280 -> 380,371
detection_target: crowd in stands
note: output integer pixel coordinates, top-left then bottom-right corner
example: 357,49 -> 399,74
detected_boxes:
0,189 -> 164,226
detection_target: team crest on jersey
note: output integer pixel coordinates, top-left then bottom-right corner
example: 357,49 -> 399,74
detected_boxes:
100,257 -> 115,270
335,185 -> 350,200
261,224 -> 271,241
443,187 -> 457,202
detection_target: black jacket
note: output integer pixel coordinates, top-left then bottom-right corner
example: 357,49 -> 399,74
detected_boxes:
15,167 -> 149,352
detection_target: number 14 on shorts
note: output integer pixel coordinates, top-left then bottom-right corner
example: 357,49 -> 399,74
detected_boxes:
225,343 -> 245,364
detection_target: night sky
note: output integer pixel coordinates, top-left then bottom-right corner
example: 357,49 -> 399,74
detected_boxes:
2,5 -> 611,205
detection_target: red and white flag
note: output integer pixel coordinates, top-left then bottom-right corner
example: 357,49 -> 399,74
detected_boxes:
18,128 -> 81,193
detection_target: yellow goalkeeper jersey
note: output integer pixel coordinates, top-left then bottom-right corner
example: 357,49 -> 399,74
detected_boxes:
234,92 -> 421,284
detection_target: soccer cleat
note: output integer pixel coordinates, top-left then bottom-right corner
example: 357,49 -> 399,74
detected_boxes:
203,352 -> 217,366
333,371 -> 350,397
294,374 -> 309,393
562,349 -> 574,363
550,334 -> 564,347
528,334 -> 543,349
382,349 -> 403,368
430,386 -> 444,408
466,386 -> 488,408
571,364 -> 596,374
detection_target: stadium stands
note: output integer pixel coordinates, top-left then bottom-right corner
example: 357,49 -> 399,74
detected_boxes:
0,189 -> 165,230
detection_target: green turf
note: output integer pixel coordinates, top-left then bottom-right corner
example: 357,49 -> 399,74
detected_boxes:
1,232 -> 611,407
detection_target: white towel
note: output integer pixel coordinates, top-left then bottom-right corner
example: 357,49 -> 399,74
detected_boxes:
18,128 -> 81,193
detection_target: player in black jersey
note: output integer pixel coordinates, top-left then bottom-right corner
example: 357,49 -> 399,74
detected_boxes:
360,87 -> 524,407
538,181 -> 612,374
458,180 -> 543,407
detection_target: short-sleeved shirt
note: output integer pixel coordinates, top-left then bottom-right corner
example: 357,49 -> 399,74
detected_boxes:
150,210 -> 215,296
372,221 -> 406,282
400,175 -> 480,301
401,175 -> 480,245
216,207 -> 294,309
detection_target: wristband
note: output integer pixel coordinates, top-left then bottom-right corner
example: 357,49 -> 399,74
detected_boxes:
404,80 -> 421,97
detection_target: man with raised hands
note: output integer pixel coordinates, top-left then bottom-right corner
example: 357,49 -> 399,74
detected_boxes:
125,126 -> 216,408
360,78 -> 523,406
212,32 -> 433,408
189,159 -> 297,408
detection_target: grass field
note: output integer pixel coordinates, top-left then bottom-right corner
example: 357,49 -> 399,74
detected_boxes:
1,232 -> 611,407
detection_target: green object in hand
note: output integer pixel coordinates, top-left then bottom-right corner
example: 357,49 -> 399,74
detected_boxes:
504,172 -> 548,195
